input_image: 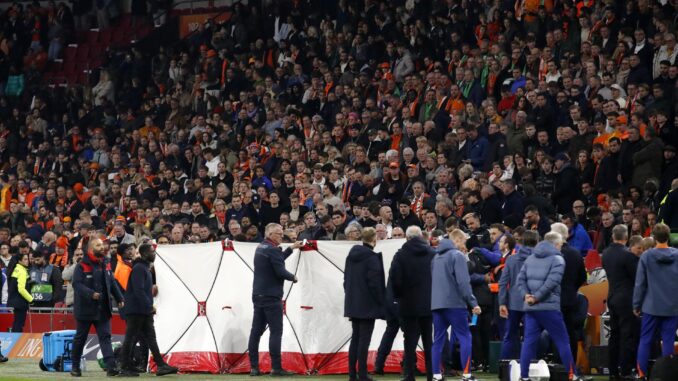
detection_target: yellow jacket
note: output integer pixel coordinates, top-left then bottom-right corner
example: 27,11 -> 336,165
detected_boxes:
12,264 -> 34,303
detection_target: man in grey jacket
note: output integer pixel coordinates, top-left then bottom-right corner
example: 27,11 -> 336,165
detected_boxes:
430,239 -> 481,381
517,232 -> 583,381
498,230 -> 539,359
633,223 -> 678,380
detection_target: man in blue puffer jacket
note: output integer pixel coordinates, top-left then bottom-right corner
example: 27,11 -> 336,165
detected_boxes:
517,232 -> 583,381
498,230 -> 539,359
633,223 -> 678,380
431,239 -> 481,381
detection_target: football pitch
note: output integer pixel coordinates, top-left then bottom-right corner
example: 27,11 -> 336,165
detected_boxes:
0,359 -> 613,381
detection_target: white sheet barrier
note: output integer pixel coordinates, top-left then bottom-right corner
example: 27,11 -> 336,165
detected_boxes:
153,239 -> 409,374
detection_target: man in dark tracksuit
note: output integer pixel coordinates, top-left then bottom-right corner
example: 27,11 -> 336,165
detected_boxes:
550,223 -> 587,362
601,225 -> 639,379
633,223 -> 678,380
70,237 -> 124,377
498,230 -> 539,359
343,227 -> 385,381
389,226 -> 435,381
118,244 -> 178,377
248,223 -> 303,377
373,279 -> 399,375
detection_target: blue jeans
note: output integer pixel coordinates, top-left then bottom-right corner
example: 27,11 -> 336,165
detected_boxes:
432,308 -> 472,374
500,310 -> 524,359
519,310 -> 575,379
636,314 -> 678,377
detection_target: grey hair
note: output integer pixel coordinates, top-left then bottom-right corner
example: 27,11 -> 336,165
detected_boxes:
550,223 -> 569,241
344,222 -> 363,236
405,225 -> 423,240
386,149 -> 399,161
403,147 -> 414,156
544,231 -> 563,246
612,224 -> 629,241
264,223 -> 283,238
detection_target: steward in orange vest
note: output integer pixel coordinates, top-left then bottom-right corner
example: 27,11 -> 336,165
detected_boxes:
113,243 -> 137,291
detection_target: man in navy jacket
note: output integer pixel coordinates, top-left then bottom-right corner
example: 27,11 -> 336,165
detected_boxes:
633,223 -> 678,379
118,243 -> 178,377
70,236 -> 124,377
389,226 -> 435,381
248,223 -> 303,377
343,227 -> 385,381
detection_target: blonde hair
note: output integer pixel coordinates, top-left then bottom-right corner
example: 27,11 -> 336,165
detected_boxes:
361,227 -> 377,244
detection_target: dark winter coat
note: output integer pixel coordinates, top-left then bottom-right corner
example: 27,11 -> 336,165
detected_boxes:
252,240 -> 295,299
602,243 -> 638,309
343,243 -> 386,319
72,252 -> 124,321
124,258 -> 154,316
389,237 -> 434,317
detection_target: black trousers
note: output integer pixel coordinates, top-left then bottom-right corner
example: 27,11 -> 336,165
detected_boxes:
121,314 -> 165,370
248,295 -> 284,370
470,306 -> 492,366
12,307 -> 27,332
348,318 -> 375,380
608,304 -> 640,376
375,317 -> 400,371
71,318 -> 113,370
561,305 -> 579,361
401,316 -> 432,381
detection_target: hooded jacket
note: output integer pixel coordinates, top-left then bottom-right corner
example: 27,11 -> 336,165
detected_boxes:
389,237 -> 434,317
498,245 -> 532,311
633,246 -> 678,316
431,239 -> 478,310
343,243 -> 386,319
517,241 -> 565,311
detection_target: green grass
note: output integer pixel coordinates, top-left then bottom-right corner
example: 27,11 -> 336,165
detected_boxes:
0,359 -> 612,380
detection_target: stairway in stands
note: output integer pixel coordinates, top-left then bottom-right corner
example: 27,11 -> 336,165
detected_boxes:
42,14 -> 153,86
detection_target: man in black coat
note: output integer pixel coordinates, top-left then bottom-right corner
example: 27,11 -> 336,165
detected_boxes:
593,141 -> 621,194
70,237 -> 124,377
118,244 -> 178,377
248,223 -> 303,377
389,226 -> 435,381
500,179 -> 525,229
552,153 -> 581,215
550,223 -> 587,362
601,225 -> 639,379
344,227 -> 385,381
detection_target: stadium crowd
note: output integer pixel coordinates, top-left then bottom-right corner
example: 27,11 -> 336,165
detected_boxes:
0,0 -> 677,378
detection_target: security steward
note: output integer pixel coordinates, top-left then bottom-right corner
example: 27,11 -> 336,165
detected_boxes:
248,223 -> 303,376
70,236 -> 124,377
29,252 -> 63,308
113,243 -> 150,373
118,243 -> 178,377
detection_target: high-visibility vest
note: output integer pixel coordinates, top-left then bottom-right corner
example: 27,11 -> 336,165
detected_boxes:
113,254 -> 133,291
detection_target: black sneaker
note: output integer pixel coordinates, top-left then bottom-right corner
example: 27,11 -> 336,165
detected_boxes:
118,369 -> 140,377
156,364 -> 179,376
250,368 -> 262,376
106,368 -> 120,377
270,369 -> 295,377
70,368 -> 82,377
0,354 -> 7,363
372,368 -> 384,375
